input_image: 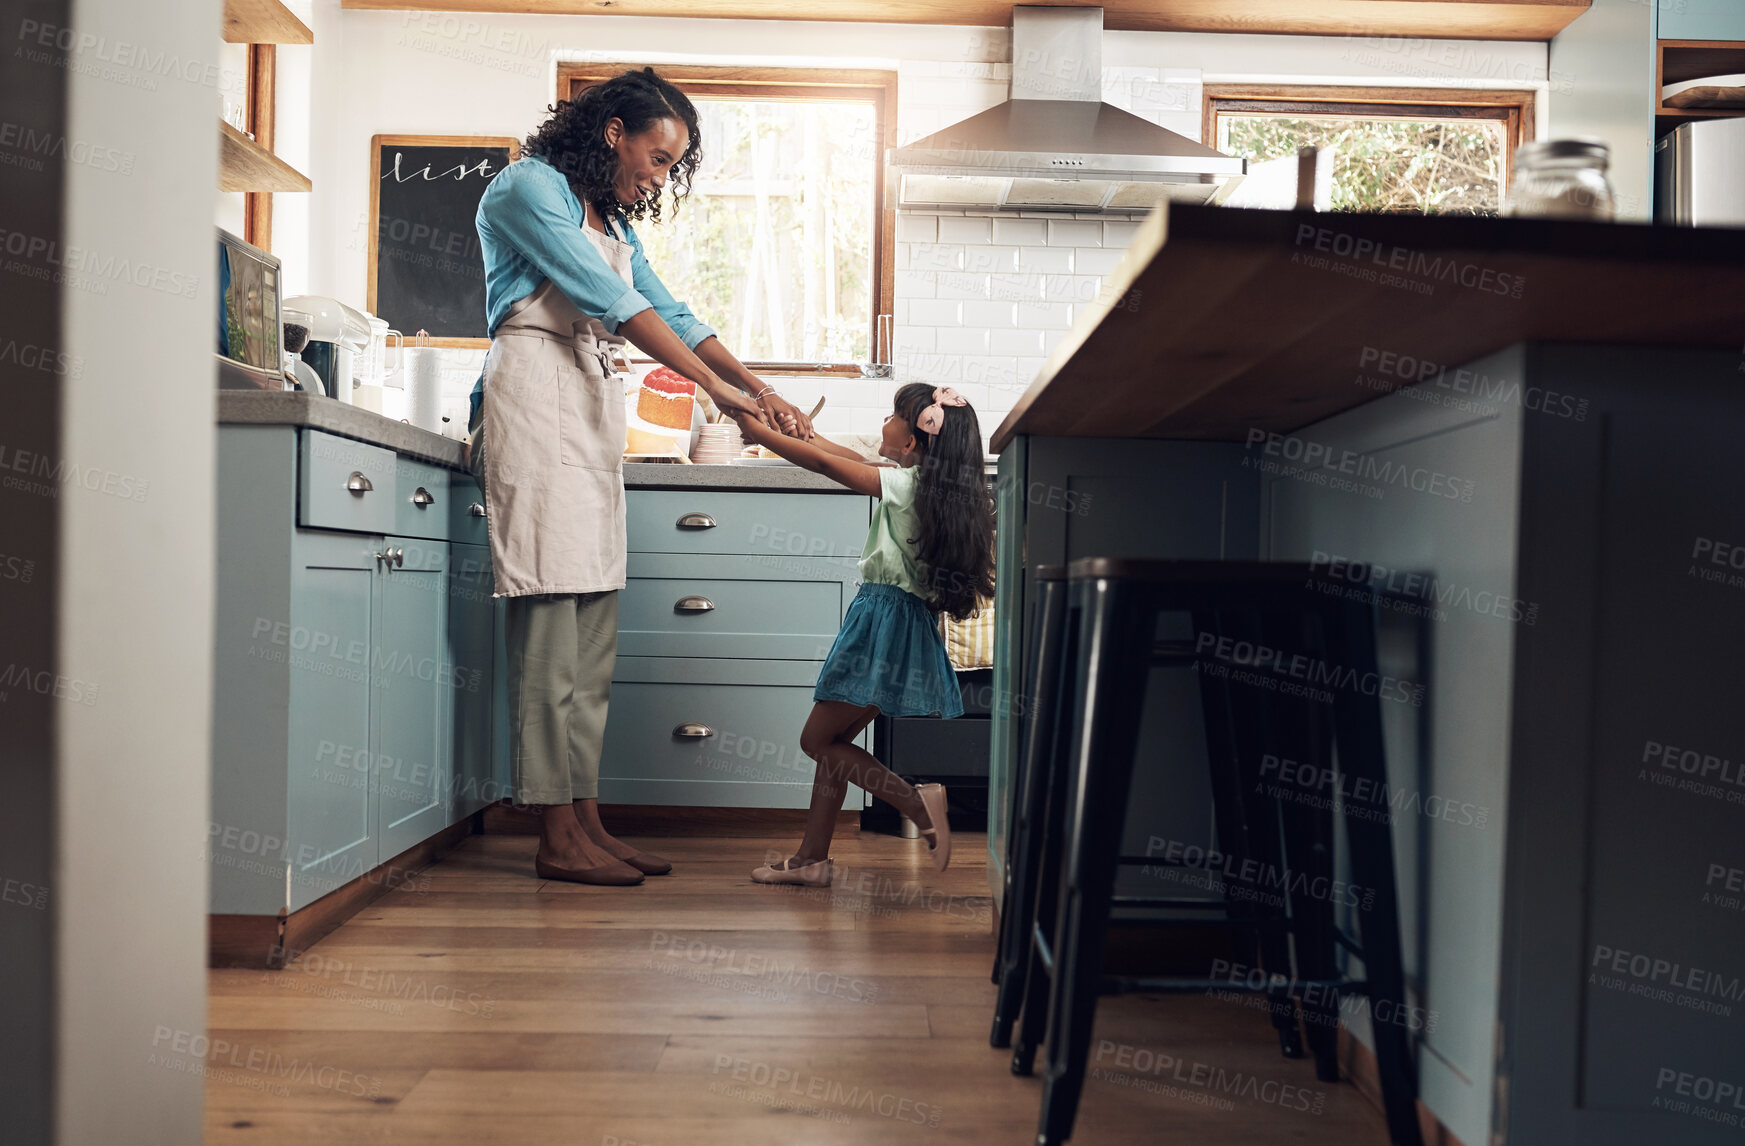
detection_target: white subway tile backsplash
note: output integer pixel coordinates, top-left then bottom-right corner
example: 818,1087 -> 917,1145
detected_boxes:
894,326 -> 936,354
1042,329 -> 1069,354
1016,356 -> 1049,381
895,270 -> 936,299
909,243 -> 966,271
996,329 -> 1048,357
896,215 -> 938,243
913,299 -> 963,326
1047,220 -> 1102,247
964,356 -> 1020,390
1017,301 -> 1073,330
1015,246 -> 1073,273
896,350 -> 964,383
1044,275 -> 1101,305
936,216 -> 990,244
935,272 -> 992,300
1074,246 -> 1128,275
1102,220 -> 1142,247
935,326 -> 991,355
961,300 -> 1018,329
991,217 -> 1046,245
963,245 -> 1019,274
989,271 -> 1044,301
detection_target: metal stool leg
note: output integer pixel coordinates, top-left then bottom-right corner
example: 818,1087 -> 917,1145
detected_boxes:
1323,595 -> 1424,1146
1036,575 -> 1152,1146
1013,596 -> 1080,1076
992,574 -> 1068,1046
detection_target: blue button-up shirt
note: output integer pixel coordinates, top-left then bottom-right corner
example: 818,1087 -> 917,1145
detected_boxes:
469,155 -> 716,423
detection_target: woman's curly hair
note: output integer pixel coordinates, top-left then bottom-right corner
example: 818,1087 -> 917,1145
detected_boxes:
522,67 -> 701,226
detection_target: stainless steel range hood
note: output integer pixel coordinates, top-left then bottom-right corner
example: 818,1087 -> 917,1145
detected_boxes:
889,6 -> 1245,214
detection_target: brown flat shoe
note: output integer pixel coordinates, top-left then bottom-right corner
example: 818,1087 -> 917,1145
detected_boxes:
535,853 -> 645,886
622,851 -> 673,876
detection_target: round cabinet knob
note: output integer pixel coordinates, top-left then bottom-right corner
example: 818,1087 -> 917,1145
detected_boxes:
672,722 -> 714,739
392,547 -> 405,567
675,512 -> 716,530
376,550 -> 392,568
674,595 -> 715,614
346,471 -> 374,495
412,486 -> 435,507
467,502 -> 487,518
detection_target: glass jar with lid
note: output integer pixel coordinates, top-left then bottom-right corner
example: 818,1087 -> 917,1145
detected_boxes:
1502,139 -> 1615,220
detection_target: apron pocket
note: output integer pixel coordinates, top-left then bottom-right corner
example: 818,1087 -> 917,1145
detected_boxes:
558,352 -> 625,470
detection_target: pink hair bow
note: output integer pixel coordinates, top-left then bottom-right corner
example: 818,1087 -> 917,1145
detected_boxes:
915,386 -> 967,435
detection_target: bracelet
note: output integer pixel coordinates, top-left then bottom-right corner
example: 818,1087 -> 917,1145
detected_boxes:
753,386 -> 777,401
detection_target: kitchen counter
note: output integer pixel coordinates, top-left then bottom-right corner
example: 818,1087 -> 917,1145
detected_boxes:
216,390 -> 851,491
991,202 -> 1745,450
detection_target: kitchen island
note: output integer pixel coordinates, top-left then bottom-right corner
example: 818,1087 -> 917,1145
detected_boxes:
210,393 -> 870,966
986,204 -> 1745,1146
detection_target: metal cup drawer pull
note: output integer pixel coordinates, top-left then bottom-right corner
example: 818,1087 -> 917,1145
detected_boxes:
675,512 -> 716,530
412,486 -> 435,507
345,471 -> 374,495
672,721 -> 714,739
468,502 -> 487,518
674,595 -> 715,614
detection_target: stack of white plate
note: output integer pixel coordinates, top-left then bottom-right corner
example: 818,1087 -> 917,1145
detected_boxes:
691,422 -> 743,464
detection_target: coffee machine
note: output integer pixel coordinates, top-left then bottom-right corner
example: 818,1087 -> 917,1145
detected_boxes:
283,295 -> 371,403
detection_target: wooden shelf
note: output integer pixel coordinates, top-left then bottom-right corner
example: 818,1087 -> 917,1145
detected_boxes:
224,0 -> 313,44
1655,40 -> 1745,123
219,120 -> 310,193
341,0 -> 1588,41
990,202 -> 1745,451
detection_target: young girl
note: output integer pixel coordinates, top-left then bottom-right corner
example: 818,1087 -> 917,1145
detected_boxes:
731,383 -> 995,887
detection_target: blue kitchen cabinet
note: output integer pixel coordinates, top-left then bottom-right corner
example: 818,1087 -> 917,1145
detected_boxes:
600,485 -> 871,809
373,535 -> 454,860
1661,0 -> 1745,41
449,542 -> 498,817
284,529 -> 380,907
214,426 -> 497,925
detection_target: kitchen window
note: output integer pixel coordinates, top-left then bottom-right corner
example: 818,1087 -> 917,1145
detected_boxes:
1203,86 -> 1535,215
559,64 -> 896,371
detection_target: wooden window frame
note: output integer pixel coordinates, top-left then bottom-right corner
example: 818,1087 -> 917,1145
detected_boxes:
1203,85 -> 1536,208
243,44 -> 276,250
557,62 -> 896,375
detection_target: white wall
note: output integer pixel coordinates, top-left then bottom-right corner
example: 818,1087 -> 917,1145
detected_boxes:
290,5 -> 1549,446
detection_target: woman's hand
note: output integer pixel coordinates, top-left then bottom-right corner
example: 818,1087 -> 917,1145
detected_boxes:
706,381 -> 766,424
759,392 -> 814,440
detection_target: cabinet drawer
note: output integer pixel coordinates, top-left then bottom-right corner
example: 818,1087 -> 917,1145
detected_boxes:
393,458 -> 451,541
299,430 -> 396,534
618,552 -> 851,660
449,472 -> 489,547
601,657 -> 857,810
627,488 -> 867,557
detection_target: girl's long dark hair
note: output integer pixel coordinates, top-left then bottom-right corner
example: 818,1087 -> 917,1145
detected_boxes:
522,67 -> 701,227
894,382 -> 995,621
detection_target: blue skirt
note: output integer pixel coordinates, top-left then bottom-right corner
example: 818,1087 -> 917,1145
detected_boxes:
814,583 -> 965,718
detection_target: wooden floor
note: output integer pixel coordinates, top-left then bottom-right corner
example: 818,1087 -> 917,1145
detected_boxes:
204,828 -> 1391,1145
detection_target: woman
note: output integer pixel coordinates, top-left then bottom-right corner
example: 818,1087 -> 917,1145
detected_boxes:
469,67 -> 814,885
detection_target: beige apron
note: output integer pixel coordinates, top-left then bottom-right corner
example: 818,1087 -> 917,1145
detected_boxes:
481,219 -> 636,596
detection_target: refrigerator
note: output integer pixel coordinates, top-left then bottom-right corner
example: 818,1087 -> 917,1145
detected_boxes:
1655,116 -> 1745,227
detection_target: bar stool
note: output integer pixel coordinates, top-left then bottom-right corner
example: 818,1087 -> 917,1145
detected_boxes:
990,570 -> 1302,1061
1006,558 -> 1425,1146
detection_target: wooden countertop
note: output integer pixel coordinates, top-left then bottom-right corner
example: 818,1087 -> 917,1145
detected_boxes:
989,204 -> 1745,451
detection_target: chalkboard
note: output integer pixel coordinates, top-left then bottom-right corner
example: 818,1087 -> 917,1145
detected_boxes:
367,135 -> 519,348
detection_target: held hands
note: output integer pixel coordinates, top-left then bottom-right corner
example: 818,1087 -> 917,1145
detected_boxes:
758,392 -> 813,440
707,383 -> 767,425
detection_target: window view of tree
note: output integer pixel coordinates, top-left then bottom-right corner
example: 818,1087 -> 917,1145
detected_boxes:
1218,116 -> 1508,215
638,98 -> 877,363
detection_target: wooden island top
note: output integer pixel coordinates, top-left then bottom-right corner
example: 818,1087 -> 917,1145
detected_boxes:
989,203 -> 1745,451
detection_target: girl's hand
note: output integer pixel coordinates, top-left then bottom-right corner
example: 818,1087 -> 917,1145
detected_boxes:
759,393 -> 814,440
731,409 -> 773,444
